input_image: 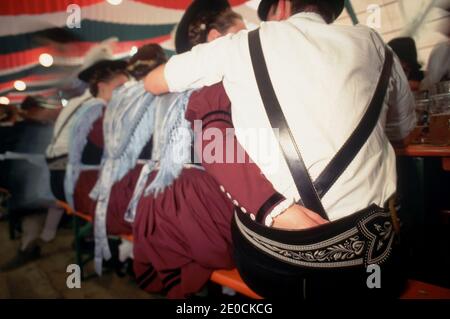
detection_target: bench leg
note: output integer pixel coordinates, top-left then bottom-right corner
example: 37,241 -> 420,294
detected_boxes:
73,216 -> 94,280
8,216 -> 15,240
7,202 -> 17,240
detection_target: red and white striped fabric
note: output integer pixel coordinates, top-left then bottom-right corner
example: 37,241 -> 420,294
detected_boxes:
0,0 -> 259,104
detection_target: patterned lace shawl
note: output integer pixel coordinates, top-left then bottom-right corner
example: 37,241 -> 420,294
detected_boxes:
64,98 -> 105,208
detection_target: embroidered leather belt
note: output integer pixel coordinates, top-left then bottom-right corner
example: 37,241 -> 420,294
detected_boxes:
234,205 -> 395,269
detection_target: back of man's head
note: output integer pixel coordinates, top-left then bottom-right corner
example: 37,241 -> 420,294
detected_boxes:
290,0 -> 344,24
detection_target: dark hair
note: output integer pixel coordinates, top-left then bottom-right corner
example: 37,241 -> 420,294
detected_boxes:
187,8 -> 242,49
128,44 -> 167,80
21,96 -> 41,110
290,0 -> 338,23
388,37 -> 422,72
258,0 -> 278,21
89,68 -> 128,97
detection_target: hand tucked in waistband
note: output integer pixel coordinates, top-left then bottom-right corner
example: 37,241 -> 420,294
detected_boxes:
272,204 -> 329,230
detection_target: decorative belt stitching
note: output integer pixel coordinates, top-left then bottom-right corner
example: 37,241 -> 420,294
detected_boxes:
357,210 -> 395,265
235,207 -> 394,269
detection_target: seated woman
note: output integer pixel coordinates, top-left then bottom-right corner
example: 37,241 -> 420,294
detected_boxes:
87,44 -> 170,271
91,45 -> 167,233
131,0 -> 283,298
66,60 -> 129,228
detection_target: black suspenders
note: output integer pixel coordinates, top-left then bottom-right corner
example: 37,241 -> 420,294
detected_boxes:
248,29 -> 394,221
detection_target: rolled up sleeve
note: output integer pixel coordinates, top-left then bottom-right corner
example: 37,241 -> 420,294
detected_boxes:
164,32 -> 245,93
385,56 -> 417,142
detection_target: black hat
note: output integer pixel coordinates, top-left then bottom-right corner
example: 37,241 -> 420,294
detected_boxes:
258,0 -> 345,22
78,59 -> 128,82
20,96 -> 41,110
20,95 -> 61,110
175,0 -> 230,54
257,0 -> 278,21
388,37 -> 422,71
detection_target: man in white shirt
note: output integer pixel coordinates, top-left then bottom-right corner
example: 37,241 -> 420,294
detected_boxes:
146,0 -> 416,228
145,0 -> 416,298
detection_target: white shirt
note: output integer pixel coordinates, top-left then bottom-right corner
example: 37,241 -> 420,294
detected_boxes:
421,41 -> 450,90
165,12 -> 416,221
46,89 -> 92,158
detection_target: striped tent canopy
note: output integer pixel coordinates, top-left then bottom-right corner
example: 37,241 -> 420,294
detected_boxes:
0,0 -> 448,105
0,0 -> 259,105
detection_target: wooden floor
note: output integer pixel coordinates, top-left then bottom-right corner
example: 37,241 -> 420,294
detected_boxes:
0,220 -> 155,299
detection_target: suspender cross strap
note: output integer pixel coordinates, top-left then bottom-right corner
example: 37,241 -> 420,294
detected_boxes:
248,29 -> 394,221
248,29 -> 327,219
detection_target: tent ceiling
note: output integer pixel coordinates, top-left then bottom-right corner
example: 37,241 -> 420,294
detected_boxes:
337,0 -> 449,67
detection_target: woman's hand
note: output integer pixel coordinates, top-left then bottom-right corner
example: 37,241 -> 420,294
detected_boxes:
272,204 -> 329,230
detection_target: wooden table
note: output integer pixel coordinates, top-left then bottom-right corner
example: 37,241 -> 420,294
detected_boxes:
395,144 -> 450,171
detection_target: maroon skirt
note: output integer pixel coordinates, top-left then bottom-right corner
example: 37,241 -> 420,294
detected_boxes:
105,165 -> 143,235
73,165 -> 144,236
133,167 -> 235,298
74,170 -> 98,215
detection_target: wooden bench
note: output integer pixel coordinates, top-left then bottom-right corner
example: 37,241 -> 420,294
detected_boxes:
57,200 -> 262,296
209,271 -> 450,299
401,280 -> 450,299
56,200 -> 450,299
58,200 -> 92,222
57,201 -> 95,278
211,269 -> 262,299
